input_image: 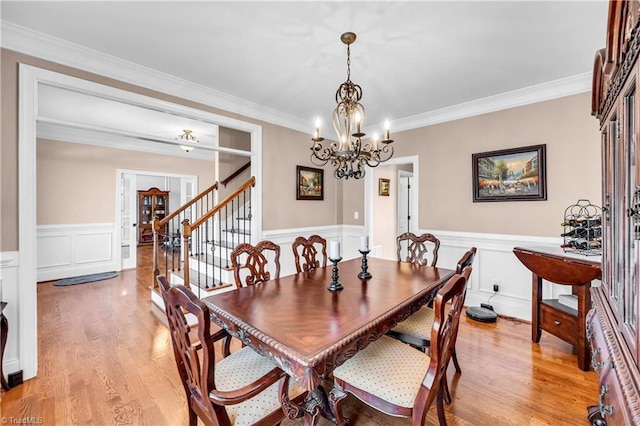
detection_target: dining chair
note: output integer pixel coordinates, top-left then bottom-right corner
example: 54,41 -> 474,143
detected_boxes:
292,234 -> 327,273
161,281 -> 305,425
157,274 -> 232,357
230,240 -> 281,287
388,248 -> 477,403
396,232 -> 441,266
330,273 -> 468,426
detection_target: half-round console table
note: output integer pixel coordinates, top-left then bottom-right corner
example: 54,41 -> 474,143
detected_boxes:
514,246 -> 602,371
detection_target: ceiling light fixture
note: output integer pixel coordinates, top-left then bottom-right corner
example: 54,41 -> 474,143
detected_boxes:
310,32 -> 394,179
176,129 -> 199,153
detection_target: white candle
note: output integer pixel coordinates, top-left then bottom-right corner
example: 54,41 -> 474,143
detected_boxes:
384,120 -> 390,140
329,241 -> 341,260
315,117 -> 321,139
360,236 -> 369,252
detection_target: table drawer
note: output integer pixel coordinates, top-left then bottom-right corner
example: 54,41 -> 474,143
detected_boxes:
540,302 -> 577,345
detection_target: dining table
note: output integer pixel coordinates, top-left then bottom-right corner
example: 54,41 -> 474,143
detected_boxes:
202,256 -> 455,425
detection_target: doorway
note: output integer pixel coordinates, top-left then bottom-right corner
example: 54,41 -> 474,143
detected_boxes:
18,64 -> 264,381
118,170 -> 197,270
365,155 -> 419,259
397,171 -> 413,237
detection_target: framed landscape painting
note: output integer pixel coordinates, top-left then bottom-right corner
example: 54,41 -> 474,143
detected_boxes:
472,144 -> 547,202
296,166 -> 324,200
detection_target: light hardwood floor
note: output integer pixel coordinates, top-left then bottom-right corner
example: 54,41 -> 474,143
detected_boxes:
1,246 -> 598,425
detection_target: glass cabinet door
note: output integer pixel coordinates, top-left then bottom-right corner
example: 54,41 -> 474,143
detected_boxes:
624,80 -> 639,360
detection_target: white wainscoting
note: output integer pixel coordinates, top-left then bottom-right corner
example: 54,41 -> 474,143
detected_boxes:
263,226 -> 575,321
0,251 -> 21,376
36,223 -> 118,282
423,229 -> 577,321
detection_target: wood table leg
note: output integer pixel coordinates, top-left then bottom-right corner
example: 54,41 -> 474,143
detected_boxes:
576,284 -> 591,371
532,273 -> 542,343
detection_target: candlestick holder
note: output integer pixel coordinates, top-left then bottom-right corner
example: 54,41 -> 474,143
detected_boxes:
358,250 -> 372,279
327,257 -> 344,291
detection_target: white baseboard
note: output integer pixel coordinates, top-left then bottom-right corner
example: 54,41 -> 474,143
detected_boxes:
36,223 -> 118,282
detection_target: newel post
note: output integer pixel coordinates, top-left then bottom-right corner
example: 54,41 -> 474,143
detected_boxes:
183,219 -> 191,289
152,216 -> 159,289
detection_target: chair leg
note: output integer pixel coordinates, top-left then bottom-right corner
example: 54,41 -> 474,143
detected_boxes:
442,376 -> 452,405
452,348 -> 462,374
329,387 -> 349,426
436,388 -> 448,426
188,405 -> 198,426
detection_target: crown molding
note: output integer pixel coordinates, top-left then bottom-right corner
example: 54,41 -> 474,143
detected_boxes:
3,21 -> 591,134
2,21 -> 309,133
391,73 -> 591,132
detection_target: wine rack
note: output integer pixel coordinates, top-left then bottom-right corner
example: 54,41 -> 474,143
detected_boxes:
561,199 -> 602,256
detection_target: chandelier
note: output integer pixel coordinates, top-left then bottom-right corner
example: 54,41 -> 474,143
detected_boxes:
310,32 -> 394,179
176,129 -> 199,152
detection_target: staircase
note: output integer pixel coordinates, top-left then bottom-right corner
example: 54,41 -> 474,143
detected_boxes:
151,176 -> 255,303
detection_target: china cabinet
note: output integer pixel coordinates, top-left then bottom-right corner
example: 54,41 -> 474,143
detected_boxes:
590,1 -> 640,424
137,187 -> 169,245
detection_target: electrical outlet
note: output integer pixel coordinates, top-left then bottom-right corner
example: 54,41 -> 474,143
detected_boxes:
354,211 -> 359,220
492,280 -> 500,292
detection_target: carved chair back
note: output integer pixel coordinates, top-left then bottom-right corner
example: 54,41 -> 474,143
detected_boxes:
417,273 -> 467,417
455,247 -> 477,274
396,232 -> 440,266
292,234 -> 328,273
157,275 -> 192,400
162,283 -> 221,425
230,240 -> 281,287
161,280 -> 291,425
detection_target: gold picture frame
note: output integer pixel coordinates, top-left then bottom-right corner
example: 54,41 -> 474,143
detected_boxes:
379,178 -> 390,196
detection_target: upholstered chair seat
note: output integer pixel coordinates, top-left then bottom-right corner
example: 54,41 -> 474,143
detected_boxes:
331,335 -> 431,409
217,346 -> 306,425
391,306 -> 435,341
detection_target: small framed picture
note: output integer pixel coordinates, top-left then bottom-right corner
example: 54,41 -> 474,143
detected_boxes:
296,166 -> 324,200
472,144 -> 547,202
379,178 -> 390,196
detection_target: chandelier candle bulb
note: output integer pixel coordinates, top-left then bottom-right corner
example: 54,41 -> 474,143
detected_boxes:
329,241 -> 341,260
355,111 -> 362,134
315,118 -> 321,139
384,120 -> 390,141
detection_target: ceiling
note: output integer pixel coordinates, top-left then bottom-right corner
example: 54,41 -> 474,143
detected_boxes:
1,1 -> 609,142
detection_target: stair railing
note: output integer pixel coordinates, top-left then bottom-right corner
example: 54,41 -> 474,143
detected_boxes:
152,181 -> 218,288
221,160 -> 251,187
182,176 -> 255,294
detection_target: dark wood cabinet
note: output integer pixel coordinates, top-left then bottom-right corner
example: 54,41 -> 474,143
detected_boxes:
137,187 -> 169,245
590,1 -> 640,424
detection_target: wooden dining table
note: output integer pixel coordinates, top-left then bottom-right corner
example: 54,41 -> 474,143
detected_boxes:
202,256 -> 454,424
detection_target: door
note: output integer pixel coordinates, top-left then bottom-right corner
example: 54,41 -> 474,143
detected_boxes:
120,173 -> 137,269
398,173 -> 412,236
